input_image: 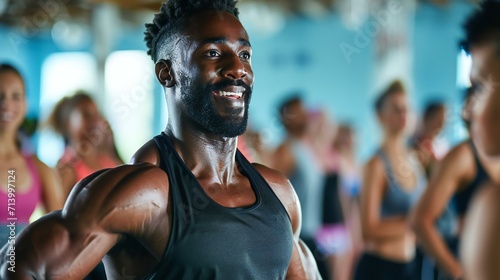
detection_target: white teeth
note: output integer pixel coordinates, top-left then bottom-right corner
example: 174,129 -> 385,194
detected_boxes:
217,91 -> 242,98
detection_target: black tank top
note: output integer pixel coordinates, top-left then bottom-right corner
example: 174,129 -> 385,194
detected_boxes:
143,133 -> 293,280
453,141 -> 490,215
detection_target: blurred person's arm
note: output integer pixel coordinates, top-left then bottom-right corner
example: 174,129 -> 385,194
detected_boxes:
99,119 -> 124,164
412,143 -> 473,279
34,157 -> 64,211
360,157 -> 408,241
55,164 -> 77,200
461,182 -> 500,280
272,142 -> 295,176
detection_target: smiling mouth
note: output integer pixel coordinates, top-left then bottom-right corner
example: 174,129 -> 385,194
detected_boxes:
213,90 -> 243,100
0,112 -> 14,122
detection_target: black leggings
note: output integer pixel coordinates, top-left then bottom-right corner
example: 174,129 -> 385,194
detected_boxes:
354,253 -> 420,280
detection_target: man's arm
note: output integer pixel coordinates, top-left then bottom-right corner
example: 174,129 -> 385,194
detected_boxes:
412,143 -> 473,278
0,210 -> 118,280
253,164 -> 321,280
0,164 -> 169,280
284,189 -> 322,280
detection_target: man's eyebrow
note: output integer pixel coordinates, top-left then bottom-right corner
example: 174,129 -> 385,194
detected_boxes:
239,38 -> 251,47
198,37 -> 252,47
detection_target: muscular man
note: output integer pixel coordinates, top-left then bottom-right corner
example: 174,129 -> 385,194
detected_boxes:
459,1 -> 500,279
0,1 -> 320,279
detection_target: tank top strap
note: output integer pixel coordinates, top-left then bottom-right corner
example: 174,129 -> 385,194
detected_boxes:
152,133 -> 194,229
145,133 -> 294,280
234,149 -> 291,222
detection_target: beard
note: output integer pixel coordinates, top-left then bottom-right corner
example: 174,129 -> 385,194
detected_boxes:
180,78 -> 252,137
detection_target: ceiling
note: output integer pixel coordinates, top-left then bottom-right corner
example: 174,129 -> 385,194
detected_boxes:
0,0 -> 479,29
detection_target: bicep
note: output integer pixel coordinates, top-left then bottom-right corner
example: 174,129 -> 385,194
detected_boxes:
2,211 -> 118,280
284,182 -> 321,278
286,239 -> 321,280
285,188 -> 320,279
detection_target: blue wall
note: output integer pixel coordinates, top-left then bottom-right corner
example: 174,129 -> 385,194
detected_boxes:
245,14 -> 374,153
412,2 -> 474,146
0,2 -> 475,161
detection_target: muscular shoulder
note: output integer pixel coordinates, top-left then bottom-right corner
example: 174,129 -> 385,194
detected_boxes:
63,163 -> 169,233
252,163 -> 300,232
130,139 -> 160,165
252,163 -> 295,202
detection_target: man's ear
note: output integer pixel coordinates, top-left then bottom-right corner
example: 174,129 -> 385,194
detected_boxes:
155,59 -> 175,88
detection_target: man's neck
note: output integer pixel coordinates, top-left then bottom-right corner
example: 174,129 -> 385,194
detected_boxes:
164,125 -> 239,187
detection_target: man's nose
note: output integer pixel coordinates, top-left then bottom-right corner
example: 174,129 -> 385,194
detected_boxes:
220,53 -> 247,80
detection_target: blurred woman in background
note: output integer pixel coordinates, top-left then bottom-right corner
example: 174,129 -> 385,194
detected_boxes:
354,80 -> 425,280
332,123 -> 363,278
48,92 -> 123,199
0,63 -> 63,246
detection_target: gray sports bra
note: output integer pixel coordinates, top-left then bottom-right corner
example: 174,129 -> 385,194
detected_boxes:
377,149 -> 426,218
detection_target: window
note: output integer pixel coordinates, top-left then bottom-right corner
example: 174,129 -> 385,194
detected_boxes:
38,52 -> 97,166
453,49 -> 473,141
457,48 -> 472,88
104,50 -> 155,161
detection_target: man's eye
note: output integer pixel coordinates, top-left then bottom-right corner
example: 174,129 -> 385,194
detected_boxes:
240,52 -> 251,60
207,50 -> 220,57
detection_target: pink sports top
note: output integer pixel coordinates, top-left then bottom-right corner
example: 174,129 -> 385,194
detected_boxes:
0,155 -> 42,224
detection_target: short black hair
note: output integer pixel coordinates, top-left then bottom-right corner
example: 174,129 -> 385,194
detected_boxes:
374,80 -> 405,113
144,0 -> 239,62
422,101 -> 445,121
461,0 -> 500,54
